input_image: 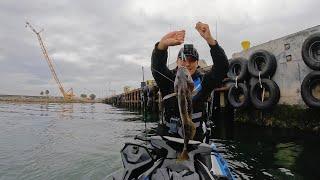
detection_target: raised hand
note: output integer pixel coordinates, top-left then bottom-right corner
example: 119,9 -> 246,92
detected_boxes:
195,22 -> 216,46
158,30 -> 185,50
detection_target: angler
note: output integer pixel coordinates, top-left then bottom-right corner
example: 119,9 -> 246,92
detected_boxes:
151,22 -> 229,141
112,22 -> 234,180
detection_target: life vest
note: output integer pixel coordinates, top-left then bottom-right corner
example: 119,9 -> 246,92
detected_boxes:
193,76 -> 202,97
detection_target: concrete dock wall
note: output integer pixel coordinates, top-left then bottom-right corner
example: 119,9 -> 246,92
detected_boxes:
232,25 -> 320,106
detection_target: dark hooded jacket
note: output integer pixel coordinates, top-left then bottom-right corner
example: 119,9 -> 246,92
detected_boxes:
151,42 -> 228,140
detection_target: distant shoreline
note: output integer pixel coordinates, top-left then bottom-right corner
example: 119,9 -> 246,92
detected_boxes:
0,95 -> 101,103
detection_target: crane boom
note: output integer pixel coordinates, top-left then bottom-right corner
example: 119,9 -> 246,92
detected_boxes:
26,22 -> 73,100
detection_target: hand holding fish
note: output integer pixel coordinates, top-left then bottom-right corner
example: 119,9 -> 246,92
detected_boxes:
195,22 -> 217,46
158,30 -> 185,50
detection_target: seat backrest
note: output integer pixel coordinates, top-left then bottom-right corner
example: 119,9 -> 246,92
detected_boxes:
150,136 -> 212,172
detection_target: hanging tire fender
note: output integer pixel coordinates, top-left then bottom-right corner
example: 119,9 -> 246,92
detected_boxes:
302,33 -> 320,70
248,50 -> 277,78
301,71 -> 320,108
228,83 -> 250,109
227,58 -> 248,81
249,78 -> 280,109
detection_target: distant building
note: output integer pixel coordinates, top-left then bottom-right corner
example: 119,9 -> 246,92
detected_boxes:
123,86 -> 133,93
146,80 -> 156,86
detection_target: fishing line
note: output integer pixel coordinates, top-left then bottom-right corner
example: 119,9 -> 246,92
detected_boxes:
152,51 -> 189,84
151,67 -> 175,83
152,49 -> 202,93
152,24 -> 205,93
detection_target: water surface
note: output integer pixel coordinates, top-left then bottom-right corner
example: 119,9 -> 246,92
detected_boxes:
0,102 -> 319,180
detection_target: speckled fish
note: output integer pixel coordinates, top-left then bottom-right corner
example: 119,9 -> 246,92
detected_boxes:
174,66 -> 196,161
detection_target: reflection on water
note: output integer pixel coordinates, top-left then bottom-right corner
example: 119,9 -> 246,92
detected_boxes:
39,103 -> 75,119
274,142 -> 302,168
212,120 -> 320,180
0,102 -> 319,180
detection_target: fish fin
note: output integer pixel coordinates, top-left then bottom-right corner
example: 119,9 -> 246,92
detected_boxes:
177,149 -> 189,161
187,120 -> 196,140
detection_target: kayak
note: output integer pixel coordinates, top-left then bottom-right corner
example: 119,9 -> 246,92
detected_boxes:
112,135 -> 236,180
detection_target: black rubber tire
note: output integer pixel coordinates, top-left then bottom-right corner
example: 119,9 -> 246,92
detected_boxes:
301,71 -> 320,108
228,83 -> 250,109
227,58 -> 248,81
302,33 -> 320,70
250,79 -> 280,109
248,50 -> 277,78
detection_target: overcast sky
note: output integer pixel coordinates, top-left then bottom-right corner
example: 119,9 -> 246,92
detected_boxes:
0,0 -> 319,97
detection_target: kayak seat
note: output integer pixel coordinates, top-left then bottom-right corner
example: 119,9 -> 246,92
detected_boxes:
150,136 -> 212,173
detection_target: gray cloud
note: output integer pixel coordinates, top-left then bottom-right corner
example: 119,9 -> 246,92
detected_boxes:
0,0 -> 319,97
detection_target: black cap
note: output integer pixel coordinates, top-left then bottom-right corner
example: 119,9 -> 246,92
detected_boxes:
177,44 -> 199,60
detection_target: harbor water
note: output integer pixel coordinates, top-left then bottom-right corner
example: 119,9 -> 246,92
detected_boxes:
0,102 -> 319,180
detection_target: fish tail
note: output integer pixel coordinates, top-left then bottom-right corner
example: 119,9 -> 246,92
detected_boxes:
177,149 -> 189,161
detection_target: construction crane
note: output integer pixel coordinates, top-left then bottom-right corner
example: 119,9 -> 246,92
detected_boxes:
26,22 -> 74,100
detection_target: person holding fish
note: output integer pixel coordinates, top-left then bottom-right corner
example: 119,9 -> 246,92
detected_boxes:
151,22 -> 229,143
